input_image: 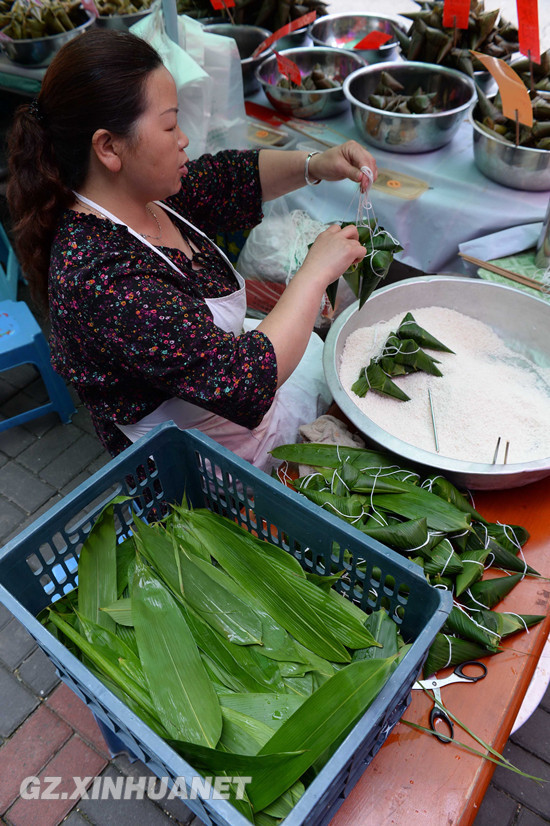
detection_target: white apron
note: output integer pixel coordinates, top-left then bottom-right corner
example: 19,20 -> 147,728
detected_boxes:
74,193 -> 331,472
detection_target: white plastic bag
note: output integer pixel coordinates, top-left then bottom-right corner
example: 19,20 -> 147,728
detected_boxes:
131,4 -> 213,158
178,16 -> 248,155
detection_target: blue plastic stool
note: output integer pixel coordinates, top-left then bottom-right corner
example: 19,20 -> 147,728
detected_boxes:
0,299 -> 76,431
0,222 -> 22,302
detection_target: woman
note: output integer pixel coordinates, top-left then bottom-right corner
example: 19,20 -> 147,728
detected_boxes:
7,29 -> 377,471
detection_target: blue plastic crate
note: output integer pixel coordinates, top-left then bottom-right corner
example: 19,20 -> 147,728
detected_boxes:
0,422 -> 451,826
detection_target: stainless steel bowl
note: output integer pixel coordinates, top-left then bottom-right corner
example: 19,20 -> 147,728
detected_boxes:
255,46 -> 365,120
343,61 -> 477,153
203,23 -> 271,96
469,106 -> 550,191
0,11 -> 94,66
94,8 -> 153,30
309,13 -> 405,64
323,276 -> 550,491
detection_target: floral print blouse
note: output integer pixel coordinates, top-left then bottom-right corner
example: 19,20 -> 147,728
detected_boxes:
48,149 -> 278,456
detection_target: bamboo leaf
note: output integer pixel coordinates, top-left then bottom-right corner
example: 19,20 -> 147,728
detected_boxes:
270,442 -> 404,472
422,475 -> 486,522
132,556 -> 222,747
422,538 -> 463,576
359,517 -> 429,554
248,657 -> 398,810
443,606 -> 500,651
352,609 -> 399,661
220,706 -> 274,754
477,610 -> 545,641
370,491 -> 471,532
455,549 -> 491,597
116,536 -> 137,598
396,312 -> 454,353
459,573 -> 523,612
467,525 -> 538,575
101,597 -> 134,626
262,781 -> 305,818
292,486 -> 367,525
423,633 -> 494,678
219,693 -> 305,730
78,503 -> 118,632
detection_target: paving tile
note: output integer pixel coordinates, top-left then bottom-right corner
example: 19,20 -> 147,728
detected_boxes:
38,434 -> 107,489
0,461 -> 55,513
516,807 -> 550,826
77,764 -> 177,826
23,413 -> 62,439
24,377 -> 49,404
472,784 -> 519,826
0,664 -> 39,738
5,735 -> 107,826
0,497 -> 25,544
3,493 -> 63,545
59,811 -> 90,825
512,707 -> 550,764
0,617 -> 37,669
0,603 -> 12,630
0,425 -> 35,459
0,704 -> 72,814
17,647 -> 60,698
47,683 -> 111,759
17,426 -> 80,475
491,742 -> 550,819
113,755 -> 196,825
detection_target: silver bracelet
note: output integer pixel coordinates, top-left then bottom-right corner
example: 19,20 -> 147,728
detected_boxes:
304,150 -> 321,186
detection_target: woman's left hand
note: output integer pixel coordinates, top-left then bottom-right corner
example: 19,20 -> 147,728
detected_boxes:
307,141 -> 378,192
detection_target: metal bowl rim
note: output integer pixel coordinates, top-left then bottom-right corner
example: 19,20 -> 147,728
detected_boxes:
323,275 -> 550,484
0,10 -> 94,46
255,46 -> 366,92
469,106 -> 550,157
343,61 -> 477,119
203,23 -> 272,65
96,8 -> 152,17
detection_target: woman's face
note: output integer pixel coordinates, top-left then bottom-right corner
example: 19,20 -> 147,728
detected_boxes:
121,65 -> 189,201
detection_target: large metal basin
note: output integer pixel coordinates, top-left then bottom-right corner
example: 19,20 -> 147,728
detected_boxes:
323,275 -> 550,490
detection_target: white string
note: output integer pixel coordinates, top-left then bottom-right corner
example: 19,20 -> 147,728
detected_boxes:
442,634 -> 454,668
464,588 -> 490,612
502,612 -> 530,633
452,600 -> 501,640
439,540 -> 455,575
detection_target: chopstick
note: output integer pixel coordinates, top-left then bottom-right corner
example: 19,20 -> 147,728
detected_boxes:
458,252 -> 548,293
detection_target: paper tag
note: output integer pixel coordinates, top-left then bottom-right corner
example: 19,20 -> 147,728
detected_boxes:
471,51 -> 533,127
442,0 -> 471,29
353,31 -> 392,50
517,0 -> 541,64
372,168 -> 430,200
276,52 -> 302,86
80,0 -> 99,17
209,0 -> 235,10
252,11 -> 317,58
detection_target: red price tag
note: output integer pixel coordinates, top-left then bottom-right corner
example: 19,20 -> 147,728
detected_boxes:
353,31 -> 392,50
80,0 -> 99,18
251,11 -> 317,58
442,0 -> 471,29
209,0 -> 235,9
276,52 -> 302,86
471,51 -> 533,127
517,0 -> 541,64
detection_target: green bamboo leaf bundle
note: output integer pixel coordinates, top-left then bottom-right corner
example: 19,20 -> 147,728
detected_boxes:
420,538 -> 464,576
423,633 -> 494,678
351,360 -> 411,401
455,549 -> 491,596
422,474 -> 486,523
359,517 -> 429,554
459,573 -> 524,612
369,491 -> 471,532
132,555 -> 222,747
476,610 -> 545,641
443,606 -> 500,652
382,335 -> 443,377
396,312 -> 454,353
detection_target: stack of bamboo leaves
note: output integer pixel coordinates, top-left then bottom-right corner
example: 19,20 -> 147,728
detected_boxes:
351,311 -> 454,401
270,442 -> 545,678
394,0 -> 518,79
174,0 -> 326,32
42,498 -> 410,823
0,0 -> 88,38
325,219 -> 403,311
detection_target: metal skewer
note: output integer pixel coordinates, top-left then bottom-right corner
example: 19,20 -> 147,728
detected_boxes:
491,437 -> 510,464
428,389 -> 439,453
492,436 -> 501,464
504,441 -> 510,464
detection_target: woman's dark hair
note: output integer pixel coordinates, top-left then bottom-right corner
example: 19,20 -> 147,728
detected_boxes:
7,29 -> 162,308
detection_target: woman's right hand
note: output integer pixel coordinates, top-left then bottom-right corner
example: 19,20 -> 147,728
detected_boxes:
299,223 -> 366,289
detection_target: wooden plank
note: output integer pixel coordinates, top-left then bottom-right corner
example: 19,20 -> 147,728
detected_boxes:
330,476 -> 550,826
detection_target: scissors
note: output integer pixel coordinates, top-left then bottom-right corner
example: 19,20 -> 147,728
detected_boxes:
412,660 -> 487,744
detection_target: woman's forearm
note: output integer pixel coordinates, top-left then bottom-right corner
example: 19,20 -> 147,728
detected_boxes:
258,149 -> 313,201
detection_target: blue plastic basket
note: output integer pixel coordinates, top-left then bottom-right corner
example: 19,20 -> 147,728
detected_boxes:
0,422 -> 451,826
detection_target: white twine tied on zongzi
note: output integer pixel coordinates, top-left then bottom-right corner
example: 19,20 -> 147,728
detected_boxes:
452,600 -> 501,641
355,164 -> 401,277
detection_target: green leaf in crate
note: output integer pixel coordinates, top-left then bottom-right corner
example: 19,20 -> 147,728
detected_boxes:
423,633 -> 494,678
176,510 -> 379,660
370,490 -> 472,532
396,312 -> 454,353
116,536 -> 137,598
219,693 -> 305,730
248,656 -> 399,811
443,606 -> 500,651
101,597 -> 134,626
351,360 -> 410,401
77,613 -> 147,689
220,706 -> 275,754
262,781 -> 305,819
78,503 -> 118,632
421,475 -> 486,523
134,517 -> 263,645
455,549 -> 491,597
132,556 -> 222,747
459,573 -> 523,612
305,571 -> 345,591
283,673 -> 315,697
352,609 -> 400,661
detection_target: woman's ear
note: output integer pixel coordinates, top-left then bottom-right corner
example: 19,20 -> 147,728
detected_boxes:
91,129 -> 122,173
